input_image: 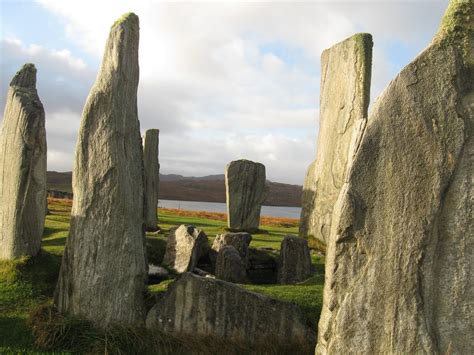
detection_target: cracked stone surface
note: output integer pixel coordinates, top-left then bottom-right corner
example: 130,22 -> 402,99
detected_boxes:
299,33 -> 372,247
317,1 -> 473,353
54,13 -> 147,327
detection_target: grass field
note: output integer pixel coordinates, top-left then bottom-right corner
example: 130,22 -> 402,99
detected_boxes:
0,198 -> 324,353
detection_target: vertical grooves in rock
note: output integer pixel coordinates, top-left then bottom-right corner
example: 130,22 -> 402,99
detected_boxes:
143,129 -> 160,230
299,33 -> 372,247
225,159 -> 266,231
316,1 -> 473,353
0,63 -> 47,260
54,13 -> 147,327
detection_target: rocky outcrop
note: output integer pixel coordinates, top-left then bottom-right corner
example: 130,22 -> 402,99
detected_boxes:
54,13 -> 147,327
143,129 -> 159,231
162,225 -> 209,273
299,33 -> 372,246
215,245 -> 248,283
146,273 -> 315,350
225,159 -> 266,231
317,1 -> 473,353
211,232 -> 252,268
278,236 -> 312,284
0,64 -> 47,260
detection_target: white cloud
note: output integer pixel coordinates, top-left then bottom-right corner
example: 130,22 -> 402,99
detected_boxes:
0,0 -> 450,184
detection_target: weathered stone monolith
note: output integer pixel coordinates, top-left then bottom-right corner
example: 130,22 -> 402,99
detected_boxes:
317,1 -> 473,353
0,64 -> 47,260
299,33 -> 372,247
146,273 -> 316,351
211,232 -> 252,267
143,129 -> 159,231
215,245 -> 248,283
163,225 -> 209,273
225,159 -> 266,231
54,13 -> 147,327
278,235 -> 312,284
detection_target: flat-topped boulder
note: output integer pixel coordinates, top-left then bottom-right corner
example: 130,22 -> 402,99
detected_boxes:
299,33 -> 372,246
163,225 -> 209,273
278,235 -> 312,284
317,1 -> 474,353
215,245 -> 248,283
211,232 -> 252,267
225,159 -> 266,231
54,13 -> 147,327
146,273 -> 315,351
0,64 -> 47,260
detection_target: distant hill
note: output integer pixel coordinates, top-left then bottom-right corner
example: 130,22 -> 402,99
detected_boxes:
47,171 -> 302,207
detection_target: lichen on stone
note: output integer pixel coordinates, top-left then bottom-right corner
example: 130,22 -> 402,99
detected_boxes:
435,0 -> 473,61
353,33 -> 373,115
111,12 -> 138,29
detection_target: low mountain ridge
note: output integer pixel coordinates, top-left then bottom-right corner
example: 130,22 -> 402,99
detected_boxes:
47,171 -> 302,207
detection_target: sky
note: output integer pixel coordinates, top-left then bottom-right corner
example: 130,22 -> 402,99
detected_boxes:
0,0 -> 449,185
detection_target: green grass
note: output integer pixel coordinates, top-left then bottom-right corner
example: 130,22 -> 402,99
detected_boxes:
158,209 -> 298,250
1,199 -> 324,353
0,253 -> 61,351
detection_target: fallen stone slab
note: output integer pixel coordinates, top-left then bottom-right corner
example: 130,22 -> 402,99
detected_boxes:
146,273 -> 315,350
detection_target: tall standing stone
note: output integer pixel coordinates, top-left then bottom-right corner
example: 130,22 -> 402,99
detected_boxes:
143,129 -> 159,231
225,159 -> 266,231
0,64 -> 47,260
317,1 -> 473,353
54,13 -> 147,327
299,33 -> 372,247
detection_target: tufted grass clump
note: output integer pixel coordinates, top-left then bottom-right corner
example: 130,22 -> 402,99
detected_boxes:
27,303 -> 186,354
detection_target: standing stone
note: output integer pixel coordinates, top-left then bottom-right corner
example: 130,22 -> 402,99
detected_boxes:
211,232 -> 252,267
0,64 -> 47,260
54,13 -> 147,327
278,235 -> 312,284
317,1 -> 473,354
163,225 -> 209,273
225,159 -> 266,231
299,33 -> 372,246
146,273 -> 316,351
215,245 -> 248,283
143,129 -> 159,231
